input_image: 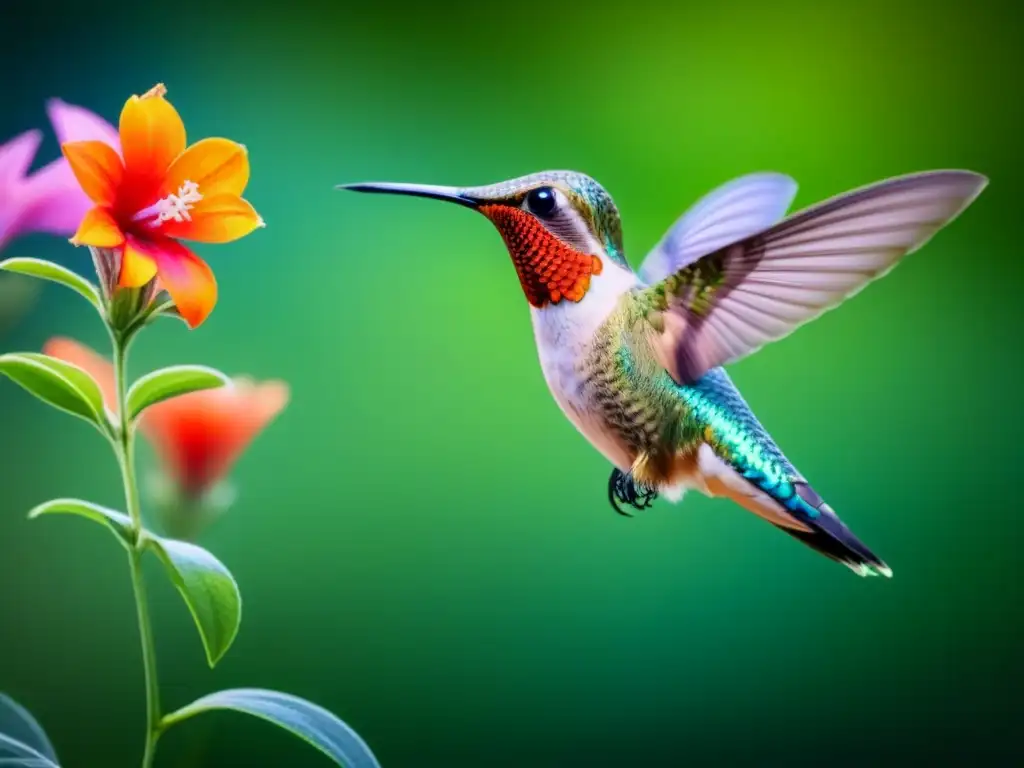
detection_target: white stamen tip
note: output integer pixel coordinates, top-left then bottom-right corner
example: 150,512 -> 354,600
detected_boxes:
151,180 -> 204,227
257,217 -> 266,228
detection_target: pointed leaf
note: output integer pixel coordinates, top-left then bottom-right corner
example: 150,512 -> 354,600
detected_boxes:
16,353 -> 108,415
0,353 -> 108,431
0,730 -> 59,767
0,733 -> 58,767
144,536 -> 241,667
127,365 -> 229,421
0,696 -> 57,765
137,297 -> 179,327
28,499 -> 132,546
0,257 -> 100,310
163,689 -> 380,768
159,304 -> 187,325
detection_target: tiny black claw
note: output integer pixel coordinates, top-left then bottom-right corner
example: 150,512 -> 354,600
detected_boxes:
608,474 -> 633,517
608,468 -> 658,517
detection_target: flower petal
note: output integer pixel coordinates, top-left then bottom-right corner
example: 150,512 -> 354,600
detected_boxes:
47,99 -> 121,153
146,239 -> 218,328
0,132 -> 45,245
0,130 -> 42,184
203,380 -> 290,484
140,377 -> 288,494
157,194 -> 262,243
249,380 -> 290,437
140,392 -> 226,493
73,207 -> 125,248
18,158 -> 93,236
42,336 -> 118,413
164,138 -> 249,198
61,141 -> 124,206
119,87 -> 186,181
120,236 -> 160,287
36,103 -> 119,236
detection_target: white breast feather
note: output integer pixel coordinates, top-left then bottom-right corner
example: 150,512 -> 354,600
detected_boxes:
530,252 -> 639,470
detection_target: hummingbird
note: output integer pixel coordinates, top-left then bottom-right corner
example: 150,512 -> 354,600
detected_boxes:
340,168 -> 986,577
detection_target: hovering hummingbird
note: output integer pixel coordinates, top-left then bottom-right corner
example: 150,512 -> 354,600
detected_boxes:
341,169 -> 986,577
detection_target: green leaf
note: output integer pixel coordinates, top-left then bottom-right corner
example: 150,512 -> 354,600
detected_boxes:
127,365 -> 229,421
0,353 -> 109,431
144,536 -> 241,667
0,737 -> 59,767
160,304 -> 186,323
28,498 -> 132,546
0,695 -> 58,767
16,353 -> 109,413
0,257 -> 100,310
162,689 -> 380,768
0,694 -> 59,768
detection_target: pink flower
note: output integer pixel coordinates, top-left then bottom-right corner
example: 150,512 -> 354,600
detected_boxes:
0,99 -> 119,251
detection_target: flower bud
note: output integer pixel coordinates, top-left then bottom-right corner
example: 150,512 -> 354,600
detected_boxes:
41,336 -> 289,542
90,245 -> 120,300
90,245 -> 158,334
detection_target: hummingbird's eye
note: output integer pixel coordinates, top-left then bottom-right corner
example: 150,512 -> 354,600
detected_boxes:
526,186 -> 558,218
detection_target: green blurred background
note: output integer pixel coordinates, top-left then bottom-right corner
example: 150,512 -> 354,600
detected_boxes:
2,0 -> 1022,765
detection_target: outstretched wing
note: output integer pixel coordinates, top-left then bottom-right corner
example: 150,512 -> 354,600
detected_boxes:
637,173 -> 798,285
643,170 -> 987,385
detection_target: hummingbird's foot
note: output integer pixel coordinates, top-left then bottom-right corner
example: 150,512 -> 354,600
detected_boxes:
608,468 -> 658,517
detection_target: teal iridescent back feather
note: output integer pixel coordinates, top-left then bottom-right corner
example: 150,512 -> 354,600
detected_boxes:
587,300 -> 802,494
680,368 -> 820,520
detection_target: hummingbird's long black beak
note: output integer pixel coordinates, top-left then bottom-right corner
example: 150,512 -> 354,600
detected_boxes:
336,182 -> 480,209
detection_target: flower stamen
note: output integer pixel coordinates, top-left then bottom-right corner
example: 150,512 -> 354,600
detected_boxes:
134,180 -> 204,228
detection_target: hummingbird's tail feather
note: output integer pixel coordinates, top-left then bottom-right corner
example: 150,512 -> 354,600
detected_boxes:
770,491 -> 892,578
693,429 -> 891,577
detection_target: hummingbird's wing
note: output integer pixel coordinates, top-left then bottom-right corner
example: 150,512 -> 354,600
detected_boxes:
637,173 -> 798,285
642,170 -> 987,385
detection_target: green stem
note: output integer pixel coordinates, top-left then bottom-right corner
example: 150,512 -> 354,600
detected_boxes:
113,332 -> 162,768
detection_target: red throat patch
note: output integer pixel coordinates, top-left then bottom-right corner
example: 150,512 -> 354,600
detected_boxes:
480,205 -> 603,308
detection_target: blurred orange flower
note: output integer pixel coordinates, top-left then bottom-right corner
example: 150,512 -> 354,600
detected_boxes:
142,376 -> 289,497
61,84 -> 263,328
43,337 -> 288,497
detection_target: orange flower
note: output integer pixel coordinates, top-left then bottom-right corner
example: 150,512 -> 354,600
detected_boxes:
142,375 -> 289,497
61,84 -> 263,328
43,337 -> 288,497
